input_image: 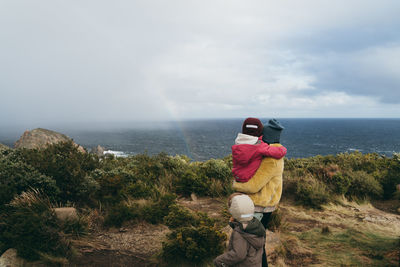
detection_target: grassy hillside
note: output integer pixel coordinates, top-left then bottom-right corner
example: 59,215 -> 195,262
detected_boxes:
0,141 -> 399,266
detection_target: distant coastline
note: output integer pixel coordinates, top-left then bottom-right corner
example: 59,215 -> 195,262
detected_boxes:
1,118 -> 400,160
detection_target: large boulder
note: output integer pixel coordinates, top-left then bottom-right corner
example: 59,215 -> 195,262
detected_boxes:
0,248 -> 25,267
0,248 -> 47,267
54,207 -> 78,221
14,128 -> 85,152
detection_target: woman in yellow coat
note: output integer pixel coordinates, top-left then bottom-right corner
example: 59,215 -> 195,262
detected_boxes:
233,119 -> 285,267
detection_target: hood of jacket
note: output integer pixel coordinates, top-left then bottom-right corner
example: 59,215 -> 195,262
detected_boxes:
229,218 -> 266,250
235,133 -> 259,145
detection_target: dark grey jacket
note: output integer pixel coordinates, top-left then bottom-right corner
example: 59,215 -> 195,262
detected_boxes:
213,218 -> 266,267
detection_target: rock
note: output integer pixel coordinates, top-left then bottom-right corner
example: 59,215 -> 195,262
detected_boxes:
54,207 -> 78,221
14,128 -> 85,152
0,248 -> 24,267
91,145 -> 105,157
0,248 -> 48,267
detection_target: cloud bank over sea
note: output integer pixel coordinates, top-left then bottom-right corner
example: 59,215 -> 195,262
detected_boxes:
1,0 -> 400,125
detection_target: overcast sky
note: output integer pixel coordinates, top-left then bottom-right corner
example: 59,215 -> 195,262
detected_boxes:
1,0 -> 400,127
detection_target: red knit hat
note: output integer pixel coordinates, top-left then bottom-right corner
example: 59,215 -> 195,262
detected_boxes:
242,117 -> 263,137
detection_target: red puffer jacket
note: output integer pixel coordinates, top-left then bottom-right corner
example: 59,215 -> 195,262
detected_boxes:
232,141 -> 286,182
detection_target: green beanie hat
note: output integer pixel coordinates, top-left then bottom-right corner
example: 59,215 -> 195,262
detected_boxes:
262,119 -> 284,144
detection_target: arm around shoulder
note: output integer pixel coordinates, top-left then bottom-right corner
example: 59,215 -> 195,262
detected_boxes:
261,143 -> 287,159
233,158 -> 279,193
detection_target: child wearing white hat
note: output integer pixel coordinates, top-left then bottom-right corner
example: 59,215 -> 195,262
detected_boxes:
213,193 -> 266,267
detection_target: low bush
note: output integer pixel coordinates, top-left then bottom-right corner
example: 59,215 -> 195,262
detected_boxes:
18,141 -> 100,204
0,155 -> 59,207
381,154 -> 400,199
0,190 -> 71,261
295,177 -> 330,209
346,171 -> 383,200
61,216 -> 88,238
96,173 -> 125,204
141,193 -> 177,224
163,205 -> 217,229
328,172 -> 352,195
163,205 -> 196,229
161,225 -> 226,264
104,193 -> 177,227
104,203 -> 139,227
198,158 -> 232,183
173,170 -> 208,196
126,181 -> 154,199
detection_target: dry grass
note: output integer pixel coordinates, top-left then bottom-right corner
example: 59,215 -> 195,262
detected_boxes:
10,188 -> 52,209
69,196 -> 400,266
273,199 -> 400,266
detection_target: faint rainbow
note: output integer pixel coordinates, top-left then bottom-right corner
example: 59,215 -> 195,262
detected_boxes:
159,90 -> 195,160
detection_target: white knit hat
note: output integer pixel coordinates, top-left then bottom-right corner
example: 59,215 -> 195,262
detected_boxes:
229,194 -> 254,222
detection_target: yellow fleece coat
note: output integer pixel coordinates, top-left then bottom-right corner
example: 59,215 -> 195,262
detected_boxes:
233,144 -> 284,209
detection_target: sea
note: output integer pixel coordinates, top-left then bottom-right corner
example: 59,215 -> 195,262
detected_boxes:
1,119 -> 400,161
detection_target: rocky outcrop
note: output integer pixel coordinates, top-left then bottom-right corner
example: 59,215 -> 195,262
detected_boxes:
14,128 -> 85,152
91,145 -> 105,157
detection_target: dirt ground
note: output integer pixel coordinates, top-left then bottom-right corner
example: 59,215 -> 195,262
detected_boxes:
69,223 -> 169,267
69,196 -> 400,267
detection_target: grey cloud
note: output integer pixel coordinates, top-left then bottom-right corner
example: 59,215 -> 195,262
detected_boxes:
1,0 -> 400,126
298,45 -> 400,104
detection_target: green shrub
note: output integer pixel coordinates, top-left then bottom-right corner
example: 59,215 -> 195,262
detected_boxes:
19,141 -> 99,204
173,170 -> 208,196
129,153 -> 166,183
163,205 -> 196,229
104,193 -> 177,227
104,203 -> 139,227
0,190 -> 71,261
163,205 -> 217,229
126,181 -> 154,199
0,155 -> 59,207
328,172 -> 352,195
96,173 -> 125,204
295,177 -> 330,209
346,171 -> 383,200
198,159 -> 232,182
61,216 -> 88,238
381,155 -> 400,199
161,225 -> 226,264
141,193 -> 177,224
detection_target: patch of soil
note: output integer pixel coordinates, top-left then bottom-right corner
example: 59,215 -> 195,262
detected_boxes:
283,236 -> 320,266
177,196 -> 226,219
70,250 -> 156,267
371,199 -> 400,214
70,223 -> 169,267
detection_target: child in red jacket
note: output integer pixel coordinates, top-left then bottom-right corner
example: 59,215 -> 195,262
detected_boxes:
232,118 -> 286,182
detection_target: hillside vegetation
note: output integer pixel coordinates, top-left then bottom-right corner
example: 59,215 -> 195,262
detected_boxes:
0,141 -> 399,266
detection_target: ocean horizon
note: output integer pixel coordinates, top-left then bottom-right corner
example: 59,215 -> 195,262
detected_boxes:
1,118 -> 400,161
